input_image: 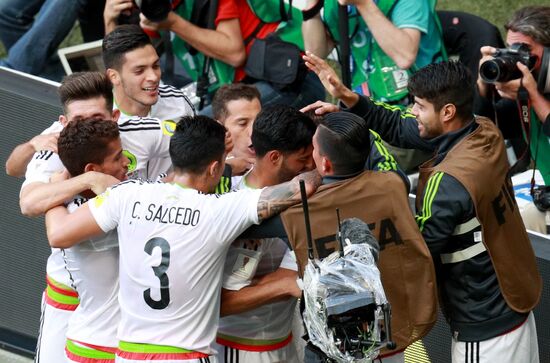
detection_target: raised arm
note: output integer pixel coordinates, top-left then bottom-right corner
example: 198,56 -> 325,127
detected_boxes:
46,203 -> 105,248
5,133 -> 59,177
140,12 -> 246,68
349,0 -> 421,69
302,0 -> 335,59
256,170 -> 321,221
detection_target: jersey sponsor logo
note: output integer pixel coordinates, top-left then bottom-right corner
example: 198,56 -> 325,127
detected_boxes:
161,120 -> 176,136
131,201 -> 201,226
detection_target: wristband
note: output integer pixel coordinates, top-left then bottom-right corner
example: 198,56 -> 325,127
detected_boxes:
302,0 -> 324,21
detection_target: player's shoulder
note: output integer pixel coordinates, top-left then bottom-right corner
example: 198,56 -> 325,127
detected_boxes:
157,84 -> 195,115
41,121 -> 63,135
117,116 -> 162,133
111,178 -> 161,190
32,149 -> 56,161
158,84 -> 184,98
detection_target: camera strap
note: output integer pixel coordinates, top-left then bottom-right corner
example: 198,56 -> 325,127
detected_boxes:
517,82 -> 543,197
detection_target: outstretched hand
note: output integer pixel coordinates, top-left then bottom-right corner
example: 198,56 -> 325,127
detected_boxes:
303,51 -> 360,107
300,100 -> 340,116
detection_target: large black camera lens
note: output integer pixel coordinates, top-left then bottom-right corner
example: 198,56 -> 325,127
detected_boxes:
480,58 -> 522,83
136,0 -> 171,22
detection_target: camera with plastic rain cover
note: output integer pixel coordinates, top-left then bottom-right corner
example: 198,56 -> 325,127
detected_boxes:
480,43 -> 550,94
302,217 -> 395,363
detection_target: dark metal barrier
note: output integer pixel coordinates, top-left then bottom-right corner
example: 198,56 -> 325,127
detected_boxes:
0,67 -> 61,356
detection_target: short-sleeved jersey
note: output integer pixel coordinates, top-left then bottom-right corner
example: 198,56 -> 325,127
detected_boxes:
115,85 -> 195,180
88,180 -> 262,354
218,172 -> 298,344
64,196 -> 120,347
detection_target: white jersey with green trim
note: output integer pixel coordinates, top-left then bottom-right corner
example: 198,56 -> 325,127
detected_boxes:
115,85 -> 195,181
88,180 -> 262,354
218,173 -> 298,345
64,195 -> 119,347
21,121 -> 70,288
151,84 -> 195,121
116,116 -> 172,181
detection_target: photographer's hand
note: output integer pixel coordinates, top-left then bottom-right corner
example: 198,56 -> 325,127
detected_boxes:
495,78 -> 521,100
104,0 -> 134,34
518,62 -> 550,123
140,12 -> 175,32
477,46 -> 496,98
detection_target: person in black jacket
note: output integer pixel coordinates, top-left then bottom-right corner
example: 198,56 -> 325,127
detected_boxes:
302,53 -> 540,363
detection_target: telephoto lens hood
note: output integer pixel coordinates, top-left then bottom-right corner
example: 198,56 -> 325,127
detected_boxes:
537,47 -> 550,95
136,0 -> 172,22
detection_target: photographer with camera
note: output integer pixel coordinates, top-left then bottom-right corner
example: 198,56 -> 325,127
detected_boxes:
476,6 -> 550,234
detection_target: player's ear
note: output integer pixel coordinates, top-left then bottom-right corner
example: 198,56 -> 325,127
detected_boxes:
111,109 -> 121,122
106,68 -> 120,86
59,115 -> 69,127
441,103 -> 456,123
84,163 -> 101,173
322,156 -> 333,174
208,160 -> 220,177
267,150 -> 282,167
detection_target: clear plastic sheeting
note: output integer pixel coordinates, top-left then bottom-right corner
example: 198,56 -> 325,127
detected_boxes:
303,243 -> 388,363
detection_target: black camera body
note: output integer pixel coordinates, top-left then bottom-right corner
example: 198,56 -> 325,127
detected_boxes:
480,43 -> 537,83
135,0 -> 172,22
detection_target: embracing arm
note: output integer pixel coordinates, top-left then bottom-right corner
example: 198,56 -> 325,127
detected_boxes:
46,203 -> 105,248
221,268 -> 300,317
20,171 -> 119,216
5,134 -> 59,177
256,170 -> 321,221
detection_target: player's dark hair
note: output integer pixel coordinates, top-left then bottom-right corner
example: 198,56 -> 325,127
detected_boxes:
316,112 -> 370,175
170,115 -> 227,174
58,72 -> 113,114
505,6 -> 550,47
58,119 -> 120,177
252,105 -> 316,157
102,24 -> 153,70
211,83 -> 261,122
408,61 -> 474,121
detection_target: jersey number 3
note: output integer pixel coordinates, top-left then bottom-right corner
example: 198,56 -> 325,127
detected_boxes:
144,237 -> 171,310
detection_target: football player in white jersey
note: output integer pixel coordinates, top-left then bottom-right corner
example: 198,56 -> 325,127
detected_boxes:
102,25 -> 196,179
54,119 -> 129,363
16,73 -> 121,363
13,72 -> 176,363
215,105 -> 315,363
5,25 -> 194,179
44,115 -> 321,363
